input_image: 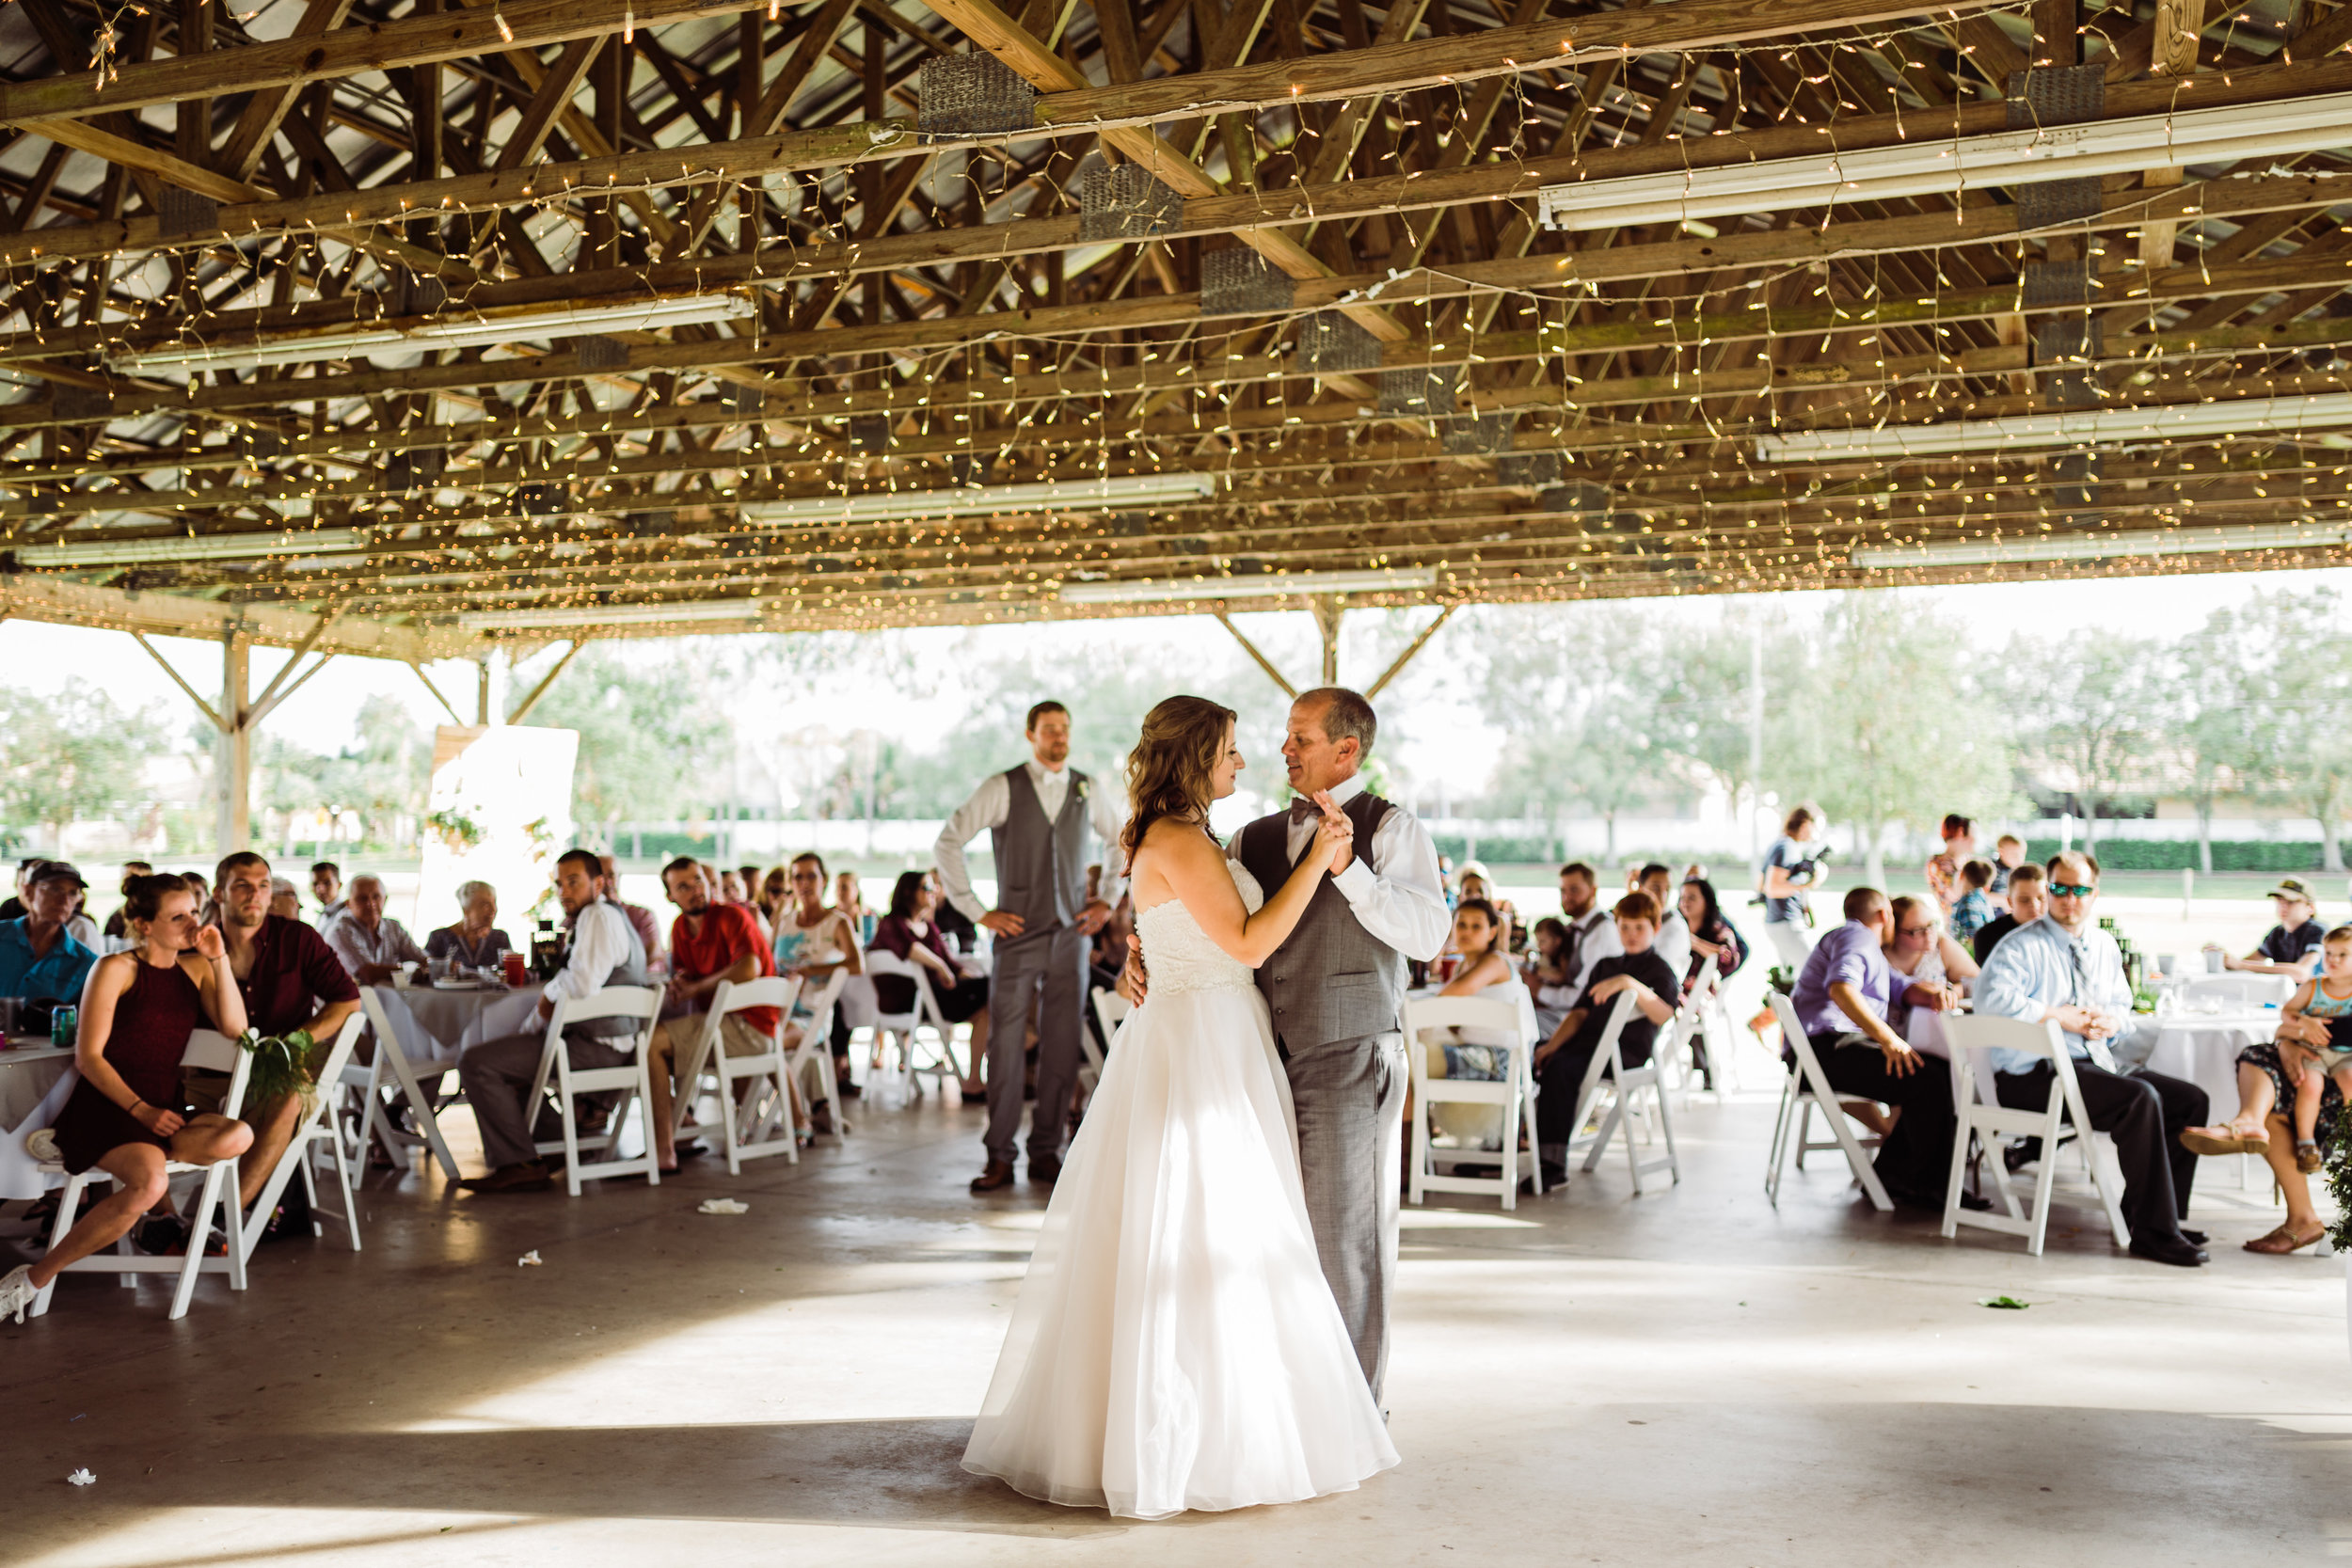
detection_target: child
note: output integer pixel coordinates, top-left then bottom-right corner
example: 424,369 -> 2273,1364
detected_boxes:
2281,925 -> 2352,1172
1421,899 -> 1519,1150
1525,916 -> 1575,1038
1949,859 -> 1994,947
1988,833 -> 2026,896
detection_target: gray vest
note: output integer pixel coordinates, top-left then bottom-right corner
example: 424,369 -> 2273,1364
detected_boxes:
990,765 -> 1090,949
1236,790 -> 1406,1050
567,899 -> 650,1042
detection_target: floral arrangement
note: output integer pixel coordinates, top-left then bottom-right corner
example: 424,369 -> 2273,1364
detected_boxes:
425,808 -> 484,852
2328,1133 -> 2352,1254
239,1028 -> 319,1113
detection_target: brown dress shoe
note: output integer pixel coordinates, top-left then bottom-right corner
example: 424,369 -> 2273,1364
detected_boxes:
1028,1156 -> 1062,1185
970,1160 -> 1015,1194
458,1162 -> 553,1193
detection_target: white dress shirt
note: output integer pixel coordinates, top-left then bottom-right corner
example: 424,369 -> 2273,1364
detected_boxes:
1563,907 -> 1622,995
1973,914 -> 2131,1073
326,911 -> 428,976
1651,911 -> 1692,987
934,758 -> 1129,924
1229,772 -> 1450,963
545,898 -> 634,1009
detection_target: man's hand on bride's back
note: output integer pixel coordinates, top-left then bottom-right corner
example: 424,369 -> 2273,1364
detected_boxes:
1311,790 -> 1355,875
1119,932 -> 1149,1004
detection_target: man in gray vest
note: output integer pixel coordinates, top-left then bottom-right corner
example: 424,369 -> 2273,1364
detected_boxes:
1132,687 -> 1447,1398
936,701 -> 1128,1194
457,847 -> 649,1194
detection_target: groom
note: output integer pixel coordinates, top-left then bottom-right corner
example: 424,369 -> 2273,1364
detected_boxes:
1219,688 -> 1448,1398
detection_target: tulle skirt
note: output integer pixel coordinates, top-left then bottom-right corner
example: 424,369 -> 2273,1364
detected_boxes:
961,982 -> 1400,1519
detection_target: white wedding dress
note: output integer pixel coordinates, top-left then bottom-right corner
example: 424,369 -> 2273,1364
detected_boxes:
961,859 -> 1400,1519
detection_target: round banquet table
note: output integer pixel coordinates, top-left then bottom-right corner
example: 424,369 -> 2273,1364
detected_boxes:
0,1041 -> 78,1200
372,980 -> 546,1066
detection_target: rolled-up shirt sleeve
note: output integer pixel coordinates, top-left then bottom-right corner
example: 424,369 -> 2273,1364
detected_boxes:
545,902 -> 627,1007
1331,804 -> 1451,963
1087,782 -> 1130,907
933,773 -> 1009,924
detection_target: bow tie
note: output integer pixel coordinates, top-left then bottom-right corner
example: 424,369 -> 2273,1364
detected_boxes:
1289,798 -> 1324,823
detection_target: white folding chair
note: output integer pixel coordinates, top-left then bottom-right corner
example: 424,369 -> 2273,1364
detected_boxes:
789,968 -> 850,1139
1404,994 -> 1537,1210
1657,963 -> 1723,1108
1085,988 -> 1129,1096
859,948 -> 966,1097
238,1011 -> 367,1264
1764,990 -> 1895,1212
1553,990 -> 1680,1196
1939,1013 -> 2130,1256
672,975 -> 804,1174
526,986 -> 664,1196
348,987 -> 463,1179
32,1029 -> 250,1321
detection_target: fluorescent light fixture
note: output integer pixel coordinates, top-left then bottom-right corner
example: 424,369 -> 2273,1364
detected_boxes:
740,472 -> 1216,525
105,295 -> 758,375
458,600 -> 771,630
1757,393 -> 2352,461
1537,90 -> 2352,232
1057,566 -> 1440,605
1853,523 -> 2352,569
10,527 -> 365,567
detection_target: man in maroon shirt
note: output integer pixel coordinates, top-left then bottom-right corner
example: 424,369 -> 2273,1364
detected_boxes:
198,851 -> 361,1208
644,857 -> 778,1172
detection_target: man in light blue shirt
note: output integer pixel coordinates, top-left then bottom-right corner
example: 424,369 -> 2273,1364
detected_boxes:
0,860 -> 97,1011
1973,850 -> 2210,1267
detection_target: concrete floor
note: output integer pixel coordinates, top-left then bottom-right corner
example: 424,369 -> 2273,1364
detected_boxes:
3,1069 -> 2344,1567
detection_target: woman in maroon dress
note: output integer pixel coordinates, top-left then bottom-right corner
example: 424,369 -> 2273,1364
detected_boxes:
0,875 -> 249,1321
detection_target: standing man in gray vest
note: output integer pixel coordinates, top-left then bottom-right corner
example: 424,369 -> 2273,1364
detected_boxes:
936,701 -> 1127,1194
1157,687 -> 1445,1398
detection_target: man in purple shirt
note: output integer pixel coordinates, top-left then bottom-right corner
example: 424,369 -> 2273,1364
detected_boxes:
1788,886 -> 1972,1210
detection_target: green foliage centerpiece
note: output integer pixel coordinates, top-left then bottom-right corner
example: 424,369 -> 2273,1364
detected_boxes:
239,1027 -> 320,1114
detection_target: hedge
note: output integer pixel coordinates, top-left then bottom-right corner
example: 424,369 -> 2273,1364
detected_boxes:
2021,838 -> 2335,873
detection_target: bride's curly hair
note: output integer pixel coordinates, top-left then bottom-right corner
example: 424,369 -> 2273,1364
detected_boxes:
1120,695 -> 1237,868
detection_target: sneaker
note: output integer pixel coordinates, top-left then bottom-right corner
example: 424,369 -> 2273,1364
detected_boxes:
0,1263 -> 37,1323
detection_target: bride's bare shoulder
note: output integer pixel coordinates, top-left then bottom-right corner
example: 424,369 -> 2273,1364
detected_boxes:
1133,817 -> 1221,879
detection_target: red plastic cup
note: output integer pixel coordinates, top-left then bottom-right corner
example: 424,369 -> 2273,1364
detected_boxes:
502,951 -> 527,987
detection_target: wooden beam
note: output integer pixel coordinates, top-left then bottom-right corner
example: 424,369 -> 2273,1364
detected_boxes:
1213,611 -> 1296,697
1363,604 -> 1455,700
130,631 -> 230,731
505,637 -> 589,721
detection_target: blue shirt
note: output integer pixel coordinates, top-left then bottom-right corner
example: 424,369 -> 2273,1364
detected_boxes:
1790,920 -> 1902,1037
1761,836 -> 1812,925
1973,915 -> 2130,1072
0,917 -> 96,1006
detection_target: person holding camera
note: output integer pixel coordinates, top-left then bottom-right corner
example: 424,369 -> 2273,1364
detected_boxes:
1758,805 -> 1828,968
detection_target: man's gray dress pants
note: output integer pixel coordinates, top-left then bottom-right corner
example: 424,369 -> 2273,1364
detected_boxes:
1281,1028 -> 1406,1400
984,926 -> 1089,1167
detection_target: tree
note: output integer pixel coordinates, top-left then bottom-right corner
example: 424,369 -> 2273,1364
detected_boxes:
1650,607 -> 1804,857
1999,632 -> 2171,848
1772,595 -> 2013,885
525,645 -> 728,832
0,679 -> 168,846
2236,590 -> 2352,871
2173,602 -> 2277,874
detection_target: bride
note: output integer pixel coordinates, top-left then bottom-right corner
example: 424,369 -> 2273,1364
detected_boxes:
961,695 -> 1401,1519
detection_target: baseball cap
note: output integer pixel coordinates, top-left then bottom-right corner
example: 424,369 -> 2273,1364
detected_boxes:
2268,877 -> 2317,903
26,860 -> 88,890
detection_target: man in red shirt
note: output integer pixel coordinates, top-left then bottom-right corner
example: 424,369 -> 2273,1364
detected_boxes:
644,856 -> 778,1172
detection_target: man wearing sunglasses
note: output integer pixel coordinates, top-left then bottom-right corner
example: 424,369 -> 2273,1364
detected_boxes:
1975,852 -> 2212,1266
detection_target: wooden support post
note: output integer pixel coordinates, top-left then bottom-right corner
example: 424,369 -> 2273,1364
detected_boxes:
1212,611 -> 1296,698
1311,596 -> 1343,689
217,628 -> 252,854
1363,604 -> 1454,700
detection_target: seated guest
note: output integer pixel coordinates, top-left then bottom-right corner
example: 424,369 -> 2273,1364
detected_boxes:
0,860 -> 98,1012
1532,892 -> 1679,1180
1988,834 -> 2026,896
1970,863 -> 2046,964
1454,863 -> 1518,953
1556,862 -> 1620,995
873,870 -> 993,1101
1674,879 -> 1746,1089
755,865 -> 792,933
455,849 -> 650,1194
310,862 -> 346,932
0,855 -> 40,920
182,870 -> 214,926
200,852 -> 360,1213
1975,851 -> 2211,1266
1523,916 -> 1576,1039
326,874 -> 428,985
1882,894 -> 1979,1034
102,862 -> 153,942
1948,859 -> 1995,947
61,879 -> 100,952
596,853 -> 665,964
771,852 -> 865,1121
1421,898 -> 1521,1150
717,867 -> 763,932
834,870 -> 872,941
0,875 -> 251,1321
1924,814 -> 1975,915
268,878 -> 302,921
2207,877 -> 2327,977
643,858 -> 778,1173
425,880 -> 513,971
932,881 -> 979,955
1636,863 -> 1691,981
2185,987 -> 2347,1254
1783,886 -> 1965,1211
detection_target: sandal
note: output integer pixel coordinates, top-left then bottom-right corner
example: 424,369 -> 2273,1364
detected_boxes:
2298,1140 -> 2324,1174
2244,1222 -> 2327,1255
2180,1124 -> 2269,1157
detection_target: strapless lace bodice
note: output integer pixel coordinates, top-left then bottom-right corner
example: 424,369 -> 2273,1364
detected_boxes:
1135,860 -> 1264,997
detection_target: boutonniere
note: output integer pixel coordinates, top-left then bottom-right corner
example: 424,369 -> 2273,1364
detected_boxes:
1077,779 -> 1089,799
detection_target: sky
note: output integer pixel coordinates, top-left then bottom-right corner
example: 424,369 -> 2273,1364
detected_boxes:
3,565 -> 2343,801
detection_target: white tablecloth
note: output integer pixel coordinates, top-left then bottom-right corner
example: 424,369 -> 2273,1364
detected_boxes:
0,1045 -> 77,1200
2141,1010 -> 2279,1117
373,982 -> 545,1067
